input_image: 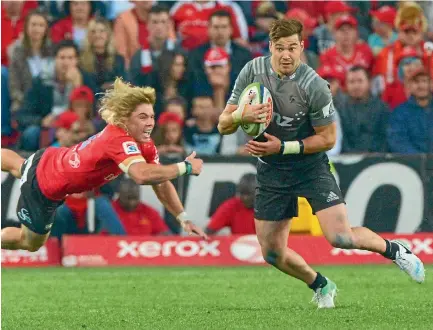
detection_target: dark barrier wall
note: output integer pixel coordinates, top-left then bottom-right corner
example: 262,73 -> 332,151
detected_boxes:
2,154 -> 432,233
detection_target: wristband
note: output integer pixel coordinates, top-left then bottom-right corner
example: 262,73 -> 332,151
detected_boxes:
279,141 -> 301,155
176,162 -> 186,175
298,140 -> 305,154
176,211 -> 188,228
177,161 -> 193,176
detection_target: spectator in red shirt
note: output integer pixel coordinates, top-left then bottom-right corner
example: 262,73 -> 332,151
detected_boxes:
112,178 -> 171,236
170,0 -> 249,51
381,46 -> 424,110
320,15 -> 374,77
153,112 -> 185,157
1,0 -> 32,67
205,173 -> 256,235
51,0 -> 94,49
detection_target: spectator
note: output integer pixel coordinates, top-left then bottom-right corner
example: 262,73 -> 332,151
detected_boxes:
320,15 -> 374,76
51,0 -> 95,49
163,96 -> 188,121
112,179 -> 171,236
1,66 -> 12,138
205,173 -> 256,235
249,1 -> 283,58
51,190 -> 127,239
337,66 -> 389,153
184,95 -> 221,156
8,9 -> 53,113
373,2 -> 431,95
17,40 -> 97,151
80,17 -> 125,93
157,51 -> 189,103
51,111 -> 79,148
129,5 -> 177,89
1,1 -> 37,66
368,6 -> 398,56
202,47 -> 233,110
285,8 -> 319,69
114,1 -> 176,68
38,0 -> 106,22
170,0 -> 249,51
153,112 -> 185,157
381,46 -> 424,110
387,67 -> 433,154
187,10 -> 252,99
313,1 -> 355,55
70,119 -> 96,146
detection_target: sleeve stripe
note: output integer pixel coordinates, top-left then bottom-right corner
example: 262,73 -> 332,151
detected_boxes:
118,156 -> 146,173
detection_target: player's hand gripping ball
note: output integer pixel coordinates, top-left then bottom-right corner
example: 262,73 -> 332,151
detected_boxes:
234,82 -> 273,137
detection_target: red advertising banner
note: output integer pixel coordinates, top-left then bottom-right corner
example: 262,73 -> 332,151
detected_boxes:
1,238 -> 61,267
61,233 -> 433,267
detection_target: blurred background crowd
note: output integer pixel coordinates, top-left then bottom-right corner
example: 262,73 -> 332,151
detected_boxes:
1,0 -> 432,237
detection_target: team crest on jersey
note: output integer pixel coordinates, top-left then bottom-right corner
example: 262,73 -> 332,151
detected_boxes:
68,152 -> 80,168
123,141 -> 140,155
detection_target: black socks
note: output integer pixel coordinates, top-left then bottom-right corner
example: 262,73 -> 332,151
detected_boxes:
382,239 -> 399,260
309,272 -> 328,291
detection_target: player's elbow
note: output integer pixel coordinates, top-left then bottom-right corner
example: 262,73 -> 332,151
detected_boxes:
324,134 -> 336,150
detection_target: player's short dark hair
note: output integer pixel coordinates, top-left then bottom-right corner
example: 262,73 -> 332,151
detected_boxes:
348,65 -> 370,79
149,4 -> 170,16
209,9 -> 232,25
54,40 -> 79,57
269,19 -> 303,43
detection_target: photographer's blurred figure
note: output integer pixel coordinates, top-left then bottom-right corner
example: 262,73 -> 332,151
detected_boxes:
205,173 -> 256,235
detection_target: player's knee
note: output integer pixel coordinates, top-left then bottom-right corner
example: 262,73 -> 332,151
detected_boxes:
329,232 -> 357,249
263,249 -> 280,266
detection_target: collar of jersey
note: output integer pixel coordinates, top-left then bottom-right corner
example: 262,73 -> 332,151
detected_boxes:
268,57 -> 300,81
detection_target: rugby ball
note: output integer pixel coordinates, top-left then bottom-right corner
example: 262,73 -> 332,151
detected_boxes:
236,82 -> 273,137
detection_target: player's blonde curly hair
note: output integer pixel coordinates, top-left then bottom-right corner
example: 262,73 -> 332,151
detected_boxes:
99,78 -> 156,128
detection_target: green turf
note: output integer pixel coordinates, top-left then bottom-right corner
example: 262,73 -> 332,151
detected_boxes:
2,265 -> 432,330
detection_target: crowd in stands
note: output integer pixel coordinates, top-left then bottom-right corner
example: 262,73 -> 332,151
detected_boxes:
1,0 -> 432,237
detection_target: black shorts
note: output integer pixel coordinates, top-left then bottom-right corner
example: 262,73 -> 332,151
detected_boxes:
17,149 -> 63,235
255,159 -> 345,221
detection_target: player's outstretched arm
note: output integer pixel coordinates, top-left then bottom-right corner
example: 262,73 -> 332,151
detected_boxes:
152,181 -> 208,239
128,152 -> 203,185
1,148 -> 25,179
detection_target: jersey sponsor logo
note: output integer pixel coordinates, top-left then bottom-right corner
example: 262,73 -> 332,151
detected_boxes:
68,152 -> 80,169
17,208 -> 32,224
322,102 -> 334,118
273,113 -> 294,127
123,142 -> 140,155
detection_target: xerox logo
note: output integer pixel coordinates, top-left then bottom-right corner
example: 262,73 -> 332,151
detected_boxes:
117,240 -> 221,258
230,235 -> 264,263
331,238 -> 433,256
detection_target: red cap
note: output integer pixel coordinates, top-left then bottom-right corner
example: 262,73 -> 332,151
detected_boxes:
334,15 -> 358,29
204,47 -> 229,67
53,111 -> 80,130
407,66 -> 429,81
285,8 -> 317,29
370,6 -> 397,26
398,46 -> 421,63
157,112 -> 184,127
324,1 -> 355,16
69,86 -> 95,104
317,65 -> 345,83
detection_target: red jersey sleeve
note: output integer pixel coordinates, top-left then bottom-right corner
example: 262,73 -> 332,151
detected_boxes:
140,140 -> 160,164
207,198 -> 238,232
105,135 -> 146,173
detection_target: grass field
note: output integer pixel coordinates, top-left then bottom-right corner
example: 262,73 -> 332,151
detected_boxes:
2,265 -> 433,330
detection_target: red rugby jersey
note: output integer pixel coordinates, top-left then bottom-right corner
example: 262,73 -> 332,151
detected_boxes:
36,124 -> 159,201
